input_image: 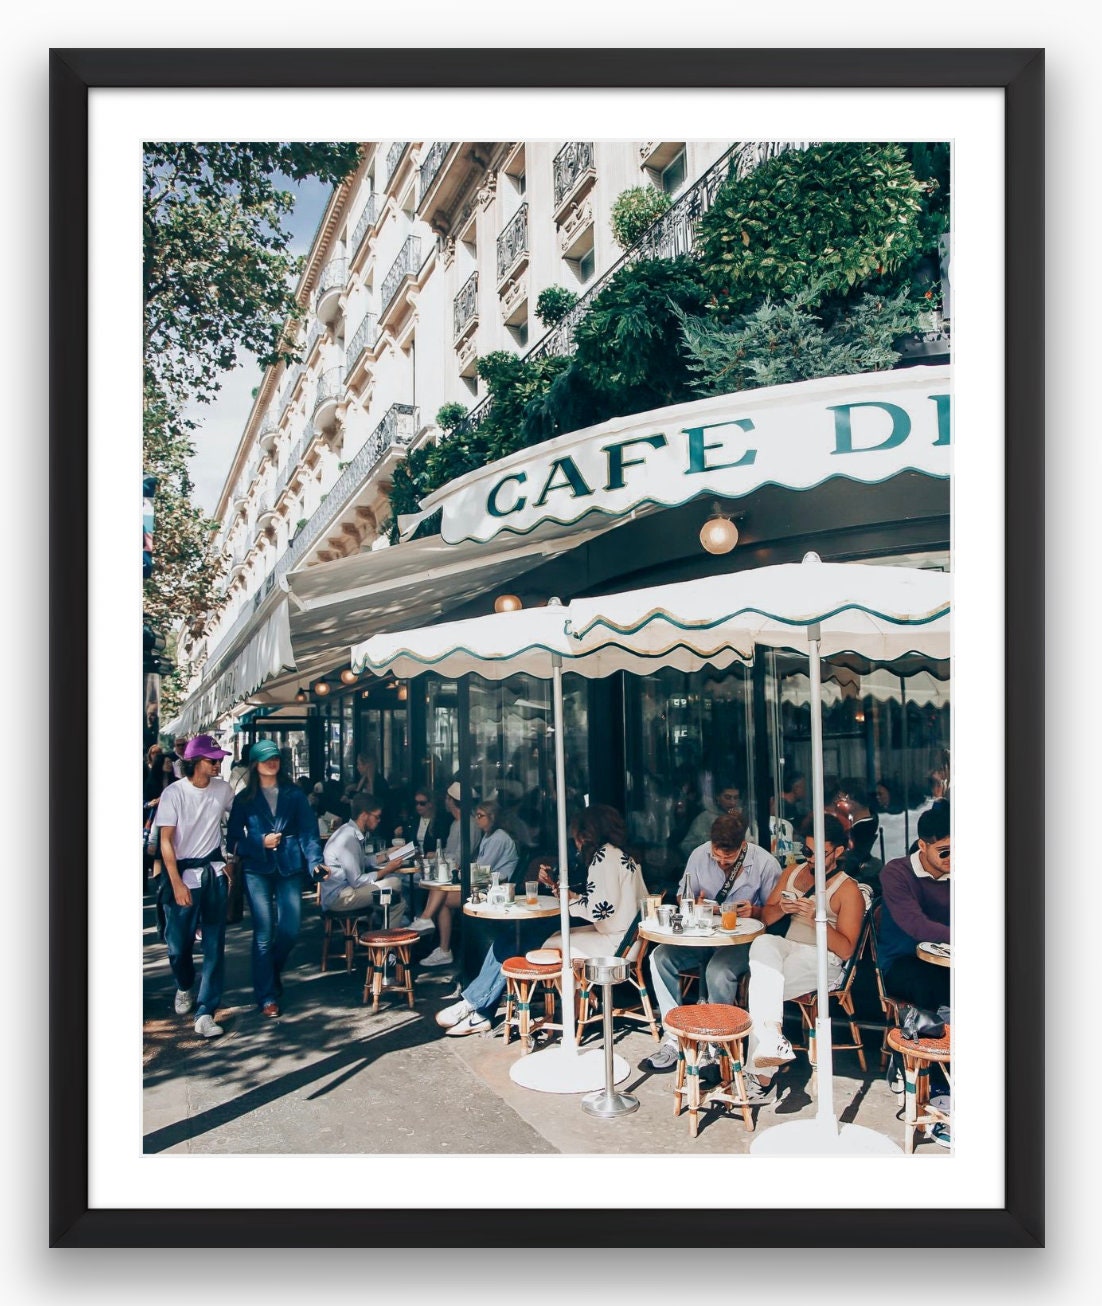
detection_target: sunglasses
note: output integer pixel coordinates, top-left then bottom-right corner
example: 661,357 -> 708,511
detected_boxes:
934,845 -> 951,860
415,799 -> 430,806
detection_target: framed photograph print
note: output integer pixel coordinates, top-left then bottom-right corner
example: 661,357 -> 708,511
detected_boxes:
51,47 -> 1043,1247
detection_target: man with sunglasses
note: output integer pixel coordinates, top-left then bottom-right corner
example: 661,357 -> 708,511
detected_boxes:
877,802 -> 951,1015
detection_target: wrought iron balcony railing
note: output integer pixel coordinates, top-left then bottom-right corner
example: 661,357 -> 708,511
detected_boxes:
314,257 -> 348,305
350,193 -> 379,257
496,203 -> 528,283
312,367 -> 344,416
419,141 -> 452,202
453,272 -> 478,340
386,141 -> 409,182
380,236 -> 422,317
305,316 -> 326,358
345,312 -> 380,381
284,422 -> 316,485
553,141 -> 594,209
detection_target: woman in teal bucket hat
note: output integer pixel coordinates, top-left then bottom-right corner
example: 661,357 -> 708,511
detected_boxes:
228,740 -> 326,1016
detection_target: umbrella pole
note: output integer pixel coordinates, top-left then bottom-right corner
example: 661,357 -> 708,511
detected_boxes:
807,623 -> 837,1132
509,653 -> 627,1092
552,653 -> 578,1054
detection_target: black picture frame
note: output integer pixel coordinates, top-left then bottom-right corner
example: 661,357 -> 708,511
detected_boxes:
51,46 -> 1044,1248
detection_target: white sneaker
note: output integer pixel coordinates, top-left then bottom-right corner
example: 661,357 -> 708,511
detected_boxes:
174,988 -> 195,1015
445,1012 -> 492,1037
194,1014 -> 224,1039
408,917 -> 435,935
421,947 -> 454,968
753,1033 -> 795,1068
435,998 -> 473,1028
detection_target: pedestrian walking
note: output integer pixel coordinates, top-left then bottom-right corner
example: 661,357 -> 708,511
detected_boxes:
154,734 -> 235,1038
227,739 -> 326,1017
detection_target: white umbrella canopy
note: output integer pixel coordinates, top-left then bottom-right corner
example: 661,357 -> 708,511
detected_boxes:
351,554 -> 950,1115
563,557 -> 950,666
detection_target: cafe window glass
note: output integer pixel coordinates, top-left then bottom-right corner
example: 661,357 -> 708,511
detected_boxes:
468,672 -> 589,861
621,664 -> 755,891
767,652 -> 950,868
423,677 -> 459,795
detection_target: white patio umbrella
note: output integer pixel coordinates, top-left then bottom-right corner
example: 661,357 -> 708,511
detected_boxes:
352,604 -> 655,1093
564,553 -> 950,1154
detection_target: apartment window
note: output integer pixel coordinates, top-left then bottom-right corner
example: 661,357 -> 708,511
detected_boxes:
506,318 -> 529,348
660,150 -> 687,195
578,246 -> 596,284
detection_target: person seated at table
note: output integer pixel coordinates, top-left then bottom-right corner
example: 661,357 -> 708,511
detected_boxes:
643,813 -> 781,1073
405,788 -> 462,968
741,814 -> 865,1106
442,781 -> 481,868
472,799 -> 519,884
319,796 -> 411,924
833,780 -> 882,879
877,802 -> 950,1015
435,804 -> 647,1037
678,780 -> 747,857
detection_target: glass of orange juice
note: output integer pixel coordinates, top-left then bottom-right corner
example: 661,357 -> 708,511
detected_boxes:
721,905 -> 740,931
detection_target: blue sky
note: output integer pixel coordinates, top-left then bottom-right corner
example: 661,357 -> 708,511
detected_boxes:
185,174 -> 334,515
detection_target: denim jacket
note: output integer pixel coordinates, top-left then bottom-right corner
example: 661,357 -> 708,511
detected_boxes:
228,784 -> 322,879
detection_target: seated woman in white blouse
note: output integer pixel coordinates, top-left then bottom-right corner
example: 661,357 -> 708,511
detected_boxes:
435,804 -> 648,1036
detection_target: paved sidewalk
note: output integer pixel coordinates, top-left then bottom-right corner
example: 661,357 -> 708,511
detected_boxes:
142,890 -> 944,1158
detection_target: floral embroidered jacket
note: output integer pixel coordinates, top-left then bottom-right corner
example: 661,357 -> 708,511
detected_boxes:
570,842 -> 648,937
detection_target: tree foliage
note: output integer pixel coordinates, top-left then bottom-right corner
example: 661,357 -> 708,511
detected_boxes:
142,142 -> 361,710
143,142 -> 362,408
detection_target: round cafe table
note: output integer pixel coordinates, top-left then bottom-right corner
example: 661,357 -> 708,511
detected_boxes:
463,894 -> 562,953
916,941 -> 951,968
637,917 -> 764,948
416,879 -> 462,895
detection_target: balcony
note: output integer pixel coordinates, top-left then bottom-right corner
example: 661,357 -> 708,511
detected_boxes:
255,494 -> 278,533
496,203 -> 528,286
453,271 -> 478,342
280,363 -> 303,420
344,311 -> 380,383
258,414 -> 280,455
350,193 -> 379,260
276,403 -> 419,566
380,235 -> 422,322
311,368 -> 345,429
304,316 -> 327,361
559,198 -> 594,261
552,142 -> 595,220
283,422 -> 318,486
418,141 -> 453,205
314,257 -> 348,322
386,141 -> 409,183
499,269 -> 528,327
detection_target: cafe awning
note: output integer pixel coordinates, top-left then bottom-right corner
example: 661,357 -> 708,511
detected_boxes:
400,365 -> 951,546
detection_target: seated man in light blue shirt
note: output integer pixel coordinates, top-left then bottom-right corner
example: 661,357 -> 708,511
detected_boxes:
320,796 -> 410,923
645,812 -> 781,1072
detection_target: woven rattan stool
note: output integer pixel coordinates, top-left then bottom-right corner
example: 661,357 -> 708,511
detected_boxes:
501,957 -> 563,1053
320,907 -> 361,972
357,927 -> 419,1013
665,1003 -> 754,1138
886,1024 -> 952,1153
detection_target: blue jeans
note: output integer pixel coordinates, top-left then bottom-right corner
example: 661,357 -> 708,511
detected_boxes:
649,943 -> 750,1027
244,871 -> 306,1007
462,923 -> 546,1019
164,869 -> 228,1018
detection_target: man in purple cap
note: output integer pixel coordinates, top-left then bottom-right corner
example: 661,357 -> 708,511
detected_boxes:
154,734 -> 235,1038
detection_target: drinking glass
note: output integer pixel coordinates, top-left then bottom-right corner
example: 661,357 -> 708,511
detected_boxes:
524,880 -> 540,907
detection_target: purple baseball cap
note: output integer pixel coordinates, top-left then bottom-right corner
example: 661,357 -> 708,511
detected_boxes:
182,734 -> 230,761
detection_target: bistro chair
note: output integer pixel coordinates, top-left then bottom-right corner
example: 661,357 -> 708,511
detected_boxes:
573,909 -> 661,1045
886,1024 -> 952,1153
356,925 -> 420,1013
501,956 -> 563,1053
787,886 -> 876,1085
870,904 -> 907,1068
665,1002 -> 754,1138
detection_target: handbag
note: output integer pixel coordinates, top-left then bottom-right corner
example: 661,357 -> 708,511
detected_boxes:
899,1003 -> 946,1041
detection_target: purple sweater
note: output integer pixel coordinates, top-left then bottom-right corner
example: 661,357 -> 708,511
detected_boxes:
877,855 -> 950,973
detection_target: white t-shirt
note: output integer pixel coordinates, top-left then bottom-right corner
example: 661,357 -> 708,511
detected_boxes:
155,778 -> 234,887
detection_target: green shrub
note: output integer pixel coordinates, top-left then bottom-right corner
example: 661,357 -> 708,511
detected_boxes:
611,186 -> 672,248
534,284 -> 579,328
697,143 -> 927,318
434,401 -> 468,433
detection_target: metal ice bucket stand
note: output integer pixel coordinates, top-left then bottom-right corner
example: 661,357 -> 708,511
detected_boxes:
580,956 -> 640,1118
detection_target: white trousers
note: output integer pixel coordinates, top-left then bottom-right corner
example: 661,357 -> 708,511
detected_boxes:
746,934 -> 843,1079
